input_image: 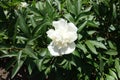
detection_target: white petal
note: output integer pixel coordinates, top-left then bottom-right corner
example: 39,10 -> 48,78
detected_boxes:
52,18 -> 67,30
60,42 -> 76,55
63,32 -> 77,43
69,32 -> 77,42
68,23 -> 77,32
48,42 -> 61,56
48,42 -> 76,56
46,29 -> 55,39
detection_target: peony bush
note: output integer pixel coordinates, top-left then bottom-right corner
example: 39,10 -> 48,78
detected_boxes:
0,0 -> 120,80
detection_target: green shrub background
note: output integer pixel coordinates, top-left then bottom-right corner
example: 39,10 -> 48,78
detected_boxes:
0,0 -> 120,80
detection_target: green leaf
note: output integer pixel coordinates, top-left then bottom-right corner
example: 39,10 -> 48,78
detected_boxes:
109,25 -> 116,31
17,12 -> 30,37
28,61 -> 35,75
99,54 -> 104,73
45,0 -> 54,17
87,21 -> 99,28
11,59 -> 25,79
23,47 -> 38,59
77,43 -> 88,53
90,41 -> 107,49
17,50 -> 22,63
0,52 -> 18,58
105,49 -> 118,55
78,34 -> 83,40
13,18 -> 19,45
70,60 -> 77,66
108,41 -> 116,50
39,48 -> 48,57
32,20 -> 50,37
74,0 -> 82,15
28,7 -> 42,16
112,4 -> 117,19
0,50 -> 8,54
109,69 -> 118,80
85,40 -> 98,54
28,64 -> 33,75
55,0 -> 61,11
97,37 -> 105,41
115,58 -> 120,78
59,59 -> 67,65
66,0 -> 75,15
105,74 -> 115,80
87,31 -> 96,36
35,59 -> 45,71
45,66 -> 51,75
29,16 -> 37,28
35,1 -> 45,16
73,50 -> 80,57
92,1 -> 99,16
78,21 -> 87,32
64,13 -> 74,23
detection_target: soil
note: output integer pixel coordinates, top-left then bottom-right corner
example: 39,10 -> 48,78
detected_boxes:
0,58 -> 29,80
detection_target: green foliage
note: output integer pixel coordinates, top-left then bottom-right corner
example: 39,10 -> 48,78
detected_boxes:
0,0 -> 120,79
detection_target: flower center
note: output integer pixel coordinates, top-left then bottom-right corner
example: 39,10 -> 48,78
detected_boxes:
52,33 -> 69,49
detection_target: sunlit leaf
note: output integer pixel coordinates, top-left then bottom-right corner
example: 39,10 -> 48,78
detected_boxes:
85,40 -> 98,54
105,49 -> 118,55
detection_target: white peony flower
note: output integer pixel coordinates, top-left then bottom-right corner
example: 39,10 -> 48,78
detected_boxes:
20,2 -> 28,8
47,18 -> 78,56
